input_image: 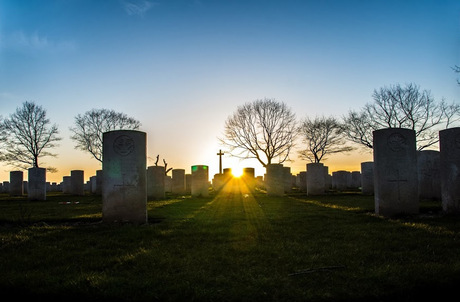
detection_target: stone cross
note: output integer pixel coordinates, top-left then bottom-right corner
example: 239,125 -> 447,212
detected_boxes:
217,149 -> 224,174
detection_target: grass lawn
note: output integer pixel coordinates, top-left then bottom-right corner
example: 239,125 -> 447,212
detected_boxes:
0,181 -> 459,301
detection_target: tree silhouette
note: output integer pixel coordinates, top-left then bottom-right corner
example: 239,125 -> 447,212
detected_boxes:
343,83 -> 460,150
70,108 -> 141,162
219,98 -> 297,167
298,115 -> 353,163
0,101 -> 61,171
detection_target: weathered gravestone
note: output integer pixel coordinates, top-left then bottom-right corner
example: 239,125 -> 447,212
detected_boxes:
185,174 -> 192,193
283,166 -> 292,193
90,175 -> 97,194
242,167 -> 256,192
62,176 -> 71,194
350,171 -> 361,189
95,170 -> 103,195
417,150 -> 441,201
439,127 -> 460,213
28,167 -> 46,201
10,171 -> 24,196
332,170 -> 350,191
307,163 -> 325,195
373,128 -> 418,216
191,165 -> 209,197
298,171 -> 307,192
265,163 -> 285,196
147,166 -> 165,199
102,130 -> 147,224
360,161 -> 374,195
172,169 -> 186,195
70,170 -> 84,195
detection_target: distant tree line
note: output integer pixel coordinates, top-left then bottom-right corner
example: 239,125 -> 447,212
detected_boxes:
0,80 -> 459,172
220,83 -> 460,167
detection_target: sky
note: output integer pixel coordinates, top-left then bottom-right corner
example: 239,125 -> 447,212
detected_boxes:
0,0 -> 459,183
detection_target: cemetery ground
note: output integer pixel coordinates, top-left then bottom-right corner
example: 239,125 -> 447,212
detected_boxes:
0,182 -> 459,301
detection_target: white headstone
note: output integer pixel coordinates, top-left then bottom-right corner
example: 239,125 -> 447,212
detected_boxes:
28,167 -> 46,201
360,162 -> 374,195
62,176 -> 71,194
307,163 -> 325,195
95,170 -> 103,195
332,170 -> 350,191
10,171 -> 23,196
171,169 -> 186,195
298,171 -> 307,192
70,170 -> 84,196
147,166 -> 165,199
373,128 -> 418,216
417,150 -> 441,201
439,127 -> 460,213
266,164 -> 285,196
191,165 -> 209,197
102,130 -> 147,224
242,167 -> 256,192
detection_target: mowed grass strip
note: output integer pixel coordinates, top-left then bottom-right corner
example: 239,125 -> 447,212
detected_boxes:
0,189 -> 459,301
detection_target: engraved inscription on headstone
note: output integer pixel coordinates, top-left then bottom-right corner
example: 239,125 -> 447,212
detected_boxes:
440,127 -> 460,213
373,128 -> 418,216
113,135 -> 135,156
387,133 -> 406,152
103,130 -> 147,223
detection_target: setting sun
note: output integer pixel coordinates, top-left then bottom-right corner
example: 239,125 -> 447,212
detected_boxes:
231,167 -> 243,178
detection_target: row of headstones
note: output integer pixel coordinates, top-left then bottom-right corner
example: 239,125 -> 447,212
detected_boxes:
102,130 -> 217,223
0,165 -> 210,200
266,127 -> 459,217
292,150 -> 441,200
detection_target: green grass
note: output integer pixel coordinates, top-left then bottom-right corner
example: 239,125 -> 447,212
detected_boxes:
0,187 -> 459,301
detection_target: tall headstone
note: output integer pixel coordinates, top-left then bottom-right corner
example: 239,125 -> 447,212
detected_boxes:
102,130 -> 147,224
171,169 -> 186,195
265,164 -> 285,196
439,127 -> 460,213
283,166 -> 292,193
373,128 -> 418,216
242,167 -> 256,192
62,176 -> 71,194
28,167 -> 46,201
307,163 -> 325,195
191,165 -> 209,197
417,150 -> 441,201
332,170 -> 350,191
70,170 -> 84,195
90,176 -> 97,194
298,171 -> 307,192
147,166 -> 165,199
185,174 -> 192,193
350,171 -> 361,189
10,171 -> 24,196
95,170 -> 103,195
360,162 -> 374,195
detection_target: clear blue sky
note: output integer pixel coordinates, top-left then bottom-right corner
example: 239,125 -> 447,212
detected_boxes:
1,0 -> 459,182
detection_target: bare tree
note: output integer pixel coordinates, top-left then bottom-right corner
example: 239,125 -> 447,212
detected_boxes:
0,101 -> 61,170
343,83 -> 460,150
453,65 -> 460,85
219,98 -> 297,167
70,108 -> 141,162
298,115 -> 354,163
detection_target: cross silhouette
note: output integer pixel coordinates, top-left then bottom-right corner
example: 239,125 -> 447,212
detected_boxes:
217,149 -> 225,174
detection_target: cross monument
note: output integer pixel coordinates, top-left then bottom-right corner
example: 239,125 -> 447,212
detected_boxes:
217,149 -> 225,174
